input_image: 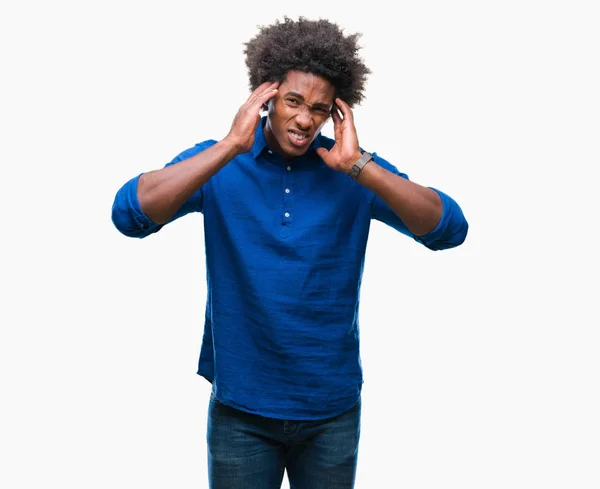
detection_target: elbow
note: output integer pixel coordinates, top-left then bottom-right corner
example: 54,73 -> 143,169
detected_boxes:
111,205 -> 149,238
111,174 -> 158,238
456,218 -> 469,246
423,217 -> 468,251
416,189 -> 469,251
435,218 -> 468,250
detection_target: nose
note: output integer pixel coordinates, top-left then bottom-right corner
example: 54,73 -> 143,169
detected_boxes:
295,106 -> 312,128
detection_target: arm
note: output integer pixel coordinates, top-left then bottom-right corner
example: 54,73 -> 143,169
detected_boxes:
362,159 -> 468,250
356,161 -> 442,236
137,139 -> 240,225
111,81 -> 280,238
316,98 -> 468,250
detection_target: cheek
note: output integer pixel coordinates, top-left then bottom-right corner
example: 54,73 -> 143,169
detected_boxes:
313,118 -> 329,137
268,105 -> 285,128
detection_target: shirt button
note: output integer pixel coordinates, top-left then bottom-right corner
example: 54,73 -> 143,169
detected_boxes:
268,150 -> 273,154
287,166 -> 292,171
284,212 -> 290,218
285,188 -> 290,194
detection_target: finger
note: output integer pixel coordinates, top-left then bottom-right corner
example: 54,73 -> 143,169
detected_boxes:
331,106 -> 343,140
335,98 -> 354,123
316,147 -> 329,162
255,80 -> 279,93
253,85 -> 279,110
332,105 -> 343,123
246,81 -> 271,100
245,81 -> 279,105
257,80 -> 280,95
252,81 -> 280,100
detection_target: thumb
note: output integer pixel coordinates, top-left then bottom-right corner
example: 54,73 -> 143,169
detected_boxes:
316,148 -> 328,161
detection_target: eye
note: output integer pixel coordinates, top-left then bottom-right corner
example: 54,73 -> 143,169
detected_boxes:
313,107 -> 328,115
286,98 -> 299,105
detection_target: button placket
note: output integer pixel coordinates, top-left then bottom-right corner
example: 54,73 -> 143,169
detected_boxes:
281,164 -> 294,238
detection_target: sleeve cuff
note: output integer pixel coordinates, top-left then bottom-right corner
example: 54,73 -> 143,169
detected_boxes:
413,188 -> 468,250
112,173 -> 162,237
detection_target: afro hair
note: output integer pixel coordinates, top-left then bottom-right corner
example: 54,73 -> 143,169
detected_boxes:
244,16 -> 371,107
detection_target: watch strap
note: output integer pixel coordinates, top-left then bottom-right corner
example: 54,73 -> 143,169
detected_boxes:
347,151 -> 373,179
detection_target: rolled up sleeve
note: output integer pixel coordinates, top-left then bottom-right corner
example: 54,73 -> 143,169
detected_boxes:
111,173 -> 164,238
369,153 -> 468,251
412,188 -> 468,250
111,141 -> 214,238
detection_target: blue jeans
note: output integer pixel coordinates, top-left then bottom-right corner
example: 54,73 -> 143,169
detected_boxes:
207,393 -> 361,489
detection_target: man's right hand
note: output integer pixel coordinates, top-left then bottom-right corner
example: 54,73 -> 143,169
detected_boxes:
224,81 -> 280,154
131,82 -> 279,226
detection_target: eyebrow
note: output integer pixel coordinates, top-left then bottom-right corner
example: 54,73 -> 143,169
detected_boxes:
284,91 -> 332,109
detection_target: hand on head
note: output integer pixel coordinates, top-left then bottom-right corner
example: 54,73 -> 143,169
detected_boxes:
225,81 -> 280,154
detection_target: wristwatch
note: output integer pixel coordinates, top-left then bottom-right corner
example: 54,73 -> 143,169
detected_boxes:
347,151 -> 373,180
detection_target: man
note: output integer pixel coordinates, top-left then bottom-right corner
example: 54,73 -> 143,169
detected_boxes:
112,16 -> 468,489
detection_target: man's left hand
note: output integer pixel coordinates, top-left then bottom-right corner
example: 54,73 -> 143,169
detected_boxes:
316,98 -> 363,173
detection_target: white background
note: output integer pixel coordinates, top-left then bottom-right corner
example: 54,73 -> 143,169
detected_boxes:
1,1 -> 599,488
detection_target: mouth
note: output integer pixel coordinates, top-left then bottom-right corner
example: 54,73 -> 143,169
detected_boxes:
287,129 -> 310,147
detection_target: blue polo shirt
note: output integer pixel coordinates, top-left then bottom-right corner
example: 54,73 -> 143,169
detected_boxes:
112,117 -> 468,420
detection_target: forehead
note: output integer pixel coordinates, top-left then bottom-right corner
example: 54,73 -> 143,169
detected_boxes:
280,71 -> 335,103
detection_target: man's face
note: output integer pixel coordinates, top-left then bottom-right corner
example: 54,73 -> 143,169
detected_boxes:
264,71 -> 335,159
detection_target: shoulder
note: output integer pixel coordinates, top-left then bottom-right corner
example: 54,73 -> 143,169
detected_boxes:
169,139 -> 219,164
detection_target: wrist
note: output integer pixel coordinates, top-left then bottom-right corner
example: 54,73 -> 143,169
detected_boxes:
346,151 -> 374,180
220,136 -> 247,157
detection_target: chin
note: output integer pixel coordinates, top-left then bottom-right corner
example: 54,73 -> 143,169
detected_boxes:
274,137 -> 303,158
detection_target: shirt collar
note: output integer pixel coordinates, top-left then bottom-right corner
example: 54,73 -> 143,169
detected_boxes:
250,116 -> 324,161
